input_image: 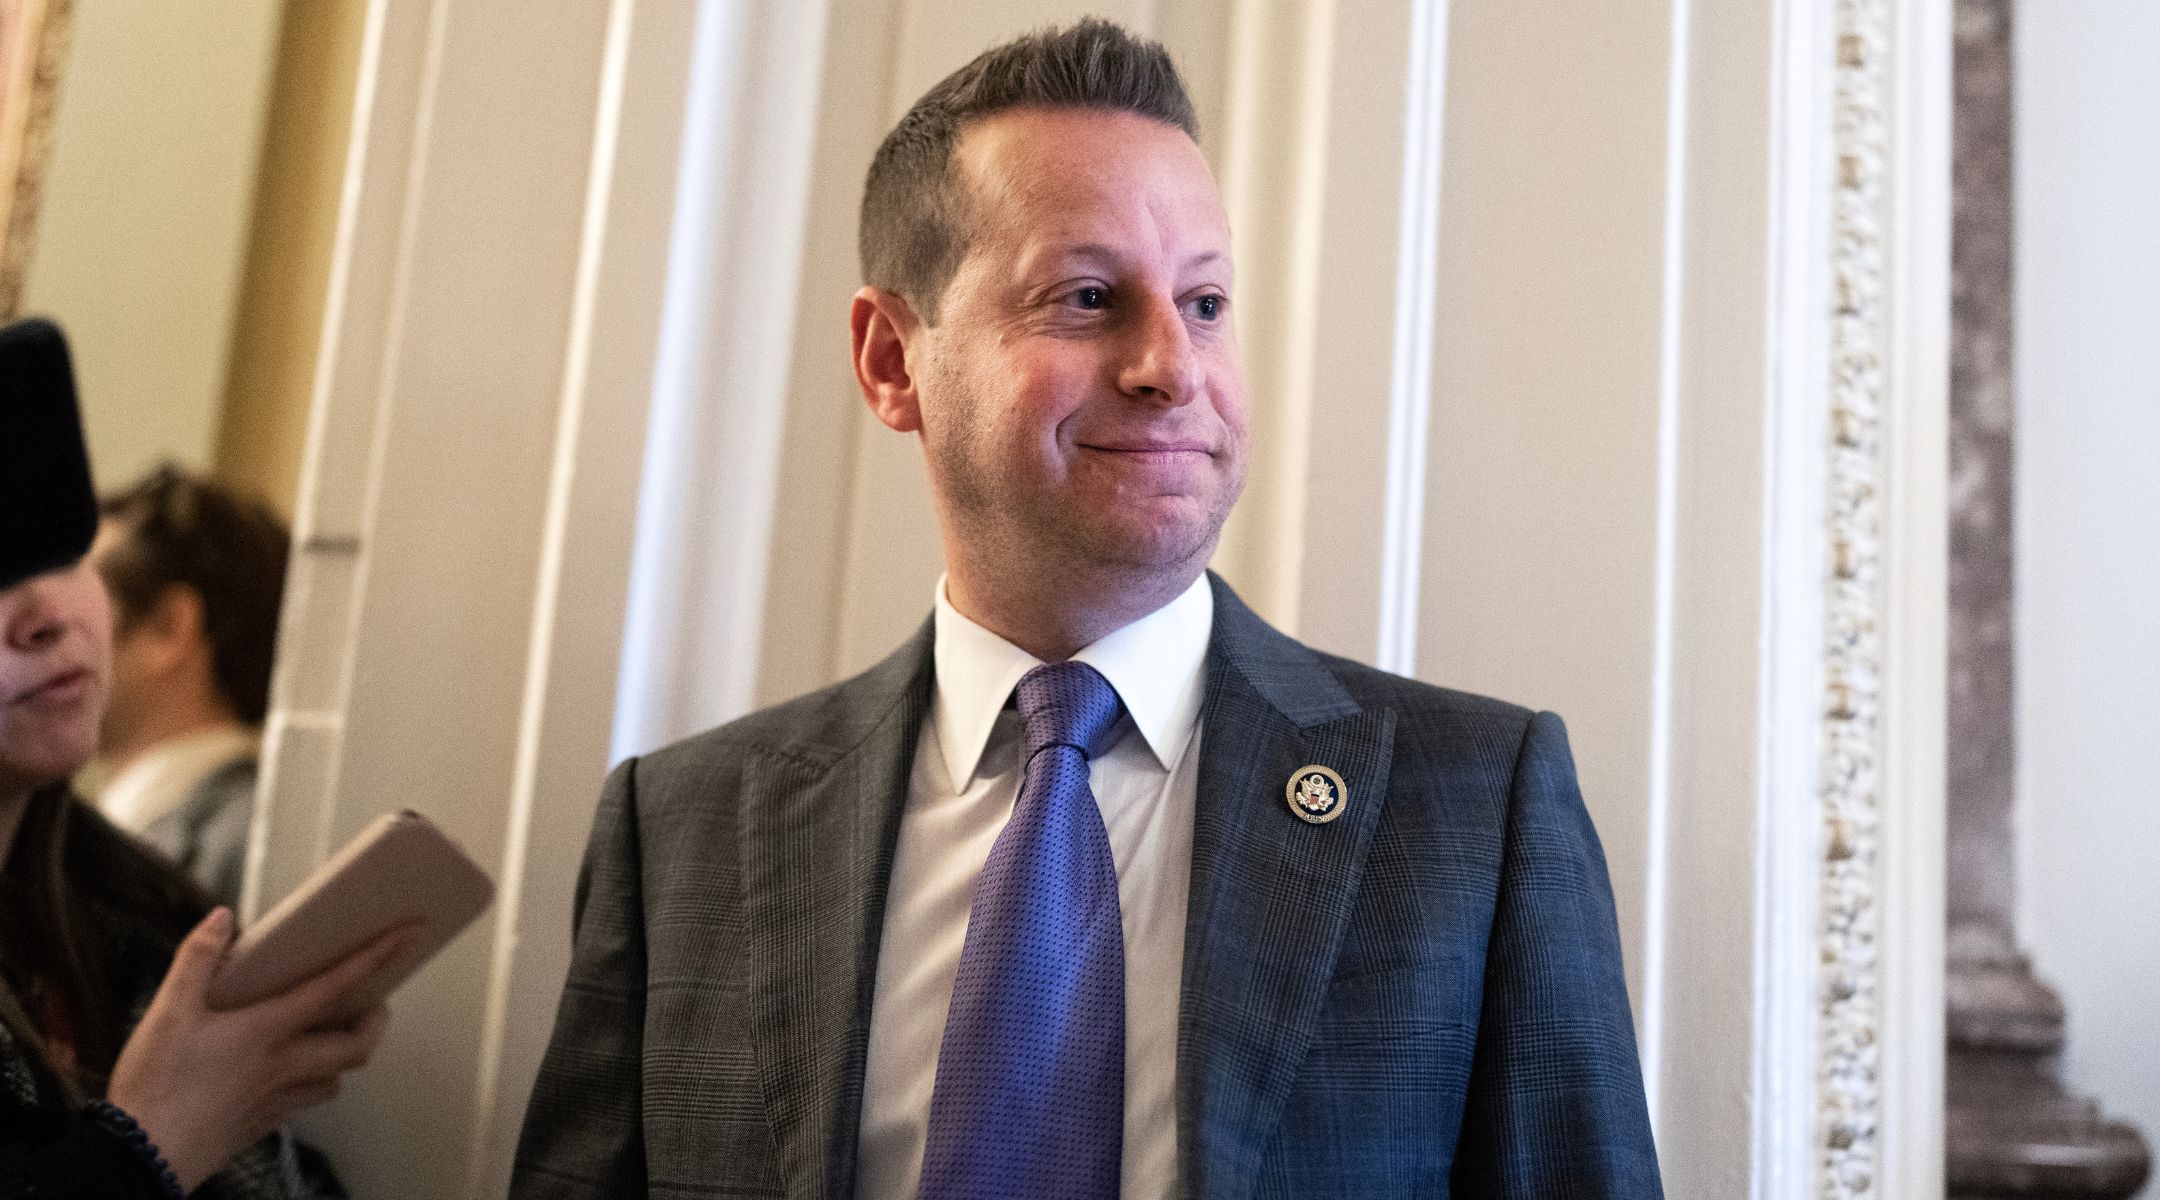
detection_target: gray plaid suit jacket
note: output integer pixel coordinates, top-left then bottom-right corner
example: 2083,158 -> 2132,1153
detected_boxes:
511,575 -> 1662,1198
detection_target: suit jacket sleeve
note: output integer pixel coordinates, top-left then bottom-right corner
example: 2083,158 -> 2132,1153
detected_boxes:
511,757 -> 650,1198
1451,711 -> 1664,1197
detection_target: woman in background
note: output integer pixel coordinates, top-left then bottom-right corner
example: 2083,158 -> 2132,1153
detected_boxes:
1,556 -> 404,1199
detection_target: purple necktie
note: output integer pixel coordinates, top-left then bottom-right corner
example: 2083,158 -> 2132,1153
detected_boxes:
918,661 -> 1128,1200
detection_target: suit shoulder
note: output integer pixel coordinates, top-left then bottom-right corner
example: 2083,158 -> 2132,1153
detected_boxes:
634,685 -> 841,780
1295,653 -> 1578,835
631,639 -> 927,786
1296,651 -> 1555,772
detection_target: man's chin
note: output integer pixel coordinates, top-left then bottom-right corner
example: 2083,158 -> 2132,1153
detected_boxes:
1070,517 -> 1221,575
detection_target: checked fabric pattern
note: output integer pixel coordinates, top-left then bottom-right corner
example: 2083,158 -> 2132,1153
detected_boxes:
918,661 -> 1128,1200
510,578 -> 1664,1198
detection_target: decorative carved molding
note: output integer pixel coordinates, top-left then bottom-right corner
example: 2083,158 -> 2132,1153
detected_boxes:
0,0 -> 72,319
1820,0 -> 1893,1196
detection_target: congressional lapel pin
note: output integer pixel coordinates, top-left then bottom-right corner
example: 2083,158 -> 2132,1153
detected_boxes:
1285,764 -> 1348,825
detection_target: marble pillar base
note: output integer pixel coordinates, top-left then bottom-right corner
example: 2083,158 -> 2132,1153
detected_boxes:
1947,943 -> 2151,1199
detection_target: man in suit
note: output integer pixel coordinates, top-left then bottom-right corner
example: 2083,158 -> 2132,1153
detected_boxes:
514,19 -> 1661,1200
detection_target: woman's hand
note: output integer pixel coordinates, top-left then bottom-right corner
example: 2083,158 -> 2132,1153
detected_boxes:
105,908 -> 412,1192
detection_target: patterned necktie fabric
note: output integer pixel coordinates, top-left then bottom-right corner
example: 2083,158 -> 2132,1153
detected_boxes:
917,660 -> 1128,1200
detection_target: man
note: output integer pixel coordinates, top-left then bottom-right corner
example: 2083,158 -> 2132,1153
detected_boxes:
515,20 -> 1660,1199
89,466 -> 291,905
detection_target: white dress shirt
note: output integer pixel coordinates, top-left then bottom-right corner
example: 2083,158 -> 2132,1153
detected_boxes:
855,575 -> 1213,1200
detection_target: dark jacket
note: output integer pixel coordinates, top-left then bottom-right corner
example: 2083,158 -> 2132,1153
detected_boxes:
0,792 -> 344,1199
513,575 -> 1663,1198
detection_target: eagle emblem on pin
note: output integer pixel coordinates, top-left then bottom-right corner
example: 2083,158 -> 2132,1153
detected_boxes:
1286,764 -> 1347,824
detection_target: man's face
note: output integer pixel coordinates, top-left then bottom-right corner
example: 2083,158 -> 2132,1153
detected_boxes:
906,107 -> 1249,576
0,560 -> 113,798
87,521 -> 164,752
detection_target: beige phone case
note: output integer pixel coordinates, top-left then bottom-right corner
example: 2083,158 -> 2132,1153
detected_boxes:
205,809 -> 494,1023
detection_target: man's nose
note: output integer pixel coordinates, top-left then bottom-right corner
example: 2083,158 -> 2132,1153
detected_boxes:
1116,295 -> 1202,406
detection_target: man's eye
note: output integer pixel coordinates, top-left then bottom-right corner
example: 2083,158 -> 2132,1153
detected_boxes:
1193,294 -> 1224,321
1073,286 -> 1108,310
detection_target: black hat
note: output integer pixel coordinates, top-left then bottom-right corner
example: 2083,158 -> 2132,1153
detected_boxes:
1,317 -> 98,591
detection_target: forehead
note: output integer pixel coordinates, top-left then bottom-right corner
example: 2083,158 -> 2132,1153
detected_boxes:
950,107 -> 1230,272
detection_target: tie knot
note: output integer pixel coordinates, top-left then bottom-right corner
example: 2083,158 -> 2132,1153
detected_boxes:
1016,661 -> 1124,762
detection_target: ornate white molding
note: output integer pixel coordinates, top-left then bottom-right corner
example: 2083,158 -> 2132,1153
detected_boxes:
0,0 -> 73,319
1820,0 -> 1894,1195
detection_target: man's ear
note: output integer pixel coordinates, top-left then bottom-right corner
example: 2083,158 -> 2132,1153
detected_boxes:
125,583 -> 207,676
852,286 -> 926,433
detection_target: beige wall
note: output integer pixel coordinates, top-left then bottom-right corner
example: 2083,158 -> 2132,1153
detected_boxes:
21,0 -> 282,491
217,0 -> 371,519
1418,0 -> 1673,1037
18,0 -> 360,519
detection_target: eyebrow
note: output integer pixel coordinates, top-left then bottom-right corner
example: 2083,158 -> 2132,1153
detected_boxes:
1037,243 -> 1229,274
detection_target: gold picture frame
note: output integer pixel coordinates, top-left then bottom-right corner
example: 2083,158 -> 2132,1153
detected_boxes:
0,0 -> 71,319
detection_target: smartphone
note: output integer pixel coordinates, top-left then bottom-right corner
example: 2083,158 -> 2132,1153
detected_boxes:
206,809 -> 495,1023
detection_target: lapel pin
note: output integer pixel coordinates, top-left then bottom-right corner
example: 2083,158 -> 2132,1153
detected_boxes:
1285,764 -> 1347,825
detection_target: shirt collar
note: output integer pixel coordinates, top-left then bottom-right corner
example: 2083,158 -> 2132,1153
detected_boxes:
931,573 -> 1214,792
97,724 -> 258,833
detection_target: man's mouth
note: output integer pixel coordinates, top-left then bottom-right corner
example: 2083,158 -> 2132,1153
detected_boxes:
1080,441 -> 1212,458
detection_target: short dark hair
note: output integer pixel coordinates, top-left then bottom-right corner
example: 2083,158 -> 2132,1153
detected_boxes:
859,18 -> 1199,322
97,465 -> 291,725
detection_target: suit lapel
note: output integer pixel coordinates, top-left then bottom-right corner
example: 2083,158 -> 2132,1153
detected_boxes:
739,623 -> 932,1200
1179,577 -> 1396,1200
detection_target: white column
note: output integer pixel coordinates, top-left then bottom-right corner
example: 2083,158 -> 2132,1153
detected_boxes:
254,0 -> 705,1195
610,0 -> 832,755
